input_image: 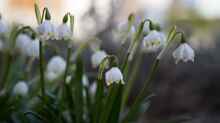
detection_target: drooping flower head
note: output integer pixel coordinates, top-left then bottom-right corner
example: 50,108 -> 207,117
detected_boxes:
26,38 -> 40,58
172,43 -> 195,64
16,33 -> 32,55
142,30 -> 166,52
105,67 -> 124,86
91,50 -> 107,68
13,81 -> 29,97
57,23 -> 72,40
37,20 -> 57,40
46,56 -> 66,81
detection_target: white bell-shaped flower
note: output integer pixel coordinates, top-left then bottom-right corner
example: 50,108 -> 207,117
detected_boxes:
46,56 -> 66,81
105,67 -> 124,86
37,20 -> 57,40
91,50 -> 107,68
13,81 -> 29,97
142,30 -> 166,52
0,19 -> 8,34
16,34 -> 32,54
172,43 -> 195,64
57,23 -> 72,40
26,39 -> 40,58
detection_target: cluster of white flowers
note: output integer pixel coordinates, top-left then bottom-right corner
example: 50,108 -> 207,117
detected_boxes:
13,81 -> 29,97
38,20 -> 72,41
140,21 -> 195,64
91,50 -> 108,68
46,56 -> 66,81
16,34 -> 40,58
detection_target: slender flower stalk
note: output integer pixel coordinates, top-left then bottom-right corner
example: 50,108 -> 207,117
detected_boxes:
63,47 -> 72,84
39,41 -> 45,98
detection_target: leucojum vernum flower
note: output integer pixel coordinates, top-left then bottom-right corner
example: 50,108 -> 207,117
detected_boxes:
0,3 -> 196,123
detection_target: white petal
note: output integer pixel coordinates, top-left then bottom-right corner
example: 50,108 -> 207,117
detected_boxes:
57,24 -> 72,40
16,34 -> 32,55
26,39 -> 40,58
46,56 -> 66,80
38,20 -> 57,40
91,51 -> 107,68
172,43 -> 195,64
105,67 -> 124,86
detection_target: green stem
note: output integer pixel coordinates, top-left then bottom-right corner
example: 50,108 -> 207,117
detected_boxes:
121,52 -> 143,110
39,41 -> 45,98
63,47 -> 72,84
0,52 -> 12,90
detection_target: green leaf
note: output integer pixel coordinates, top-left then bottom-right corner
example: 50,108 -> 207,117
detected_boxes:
72,56 -> 84,123
92,79 -> 104,123
99,84 -> 120,123
107,84 -> 123,123
122,59 -> 160,123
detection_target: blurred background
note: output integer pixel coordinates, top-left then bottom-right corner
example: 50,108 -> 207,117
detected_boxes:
1,0 -> 220,122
